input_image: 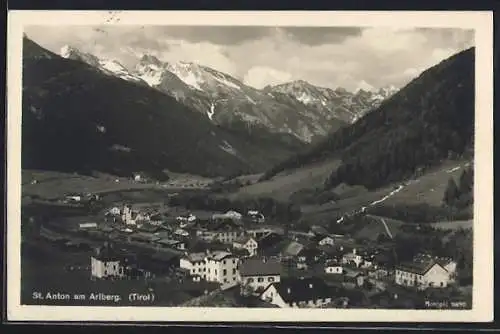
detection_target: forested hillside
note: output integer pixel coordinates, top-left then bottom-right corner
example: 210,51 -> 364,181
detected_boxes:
261,47 -> 475,191
21,37 -> 303,179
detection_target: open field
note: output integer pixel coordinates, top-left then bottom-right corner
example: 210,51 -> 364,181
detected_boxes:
231,159 -> 342,201
352,215 -> 407,240
22,170 -> 212,200
430,220 -> 473,230
381,160 -> 472,206
293,159 -> 472,226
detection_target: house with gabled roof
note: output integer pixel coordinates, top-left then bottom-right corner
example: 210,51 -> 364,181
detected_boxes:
259,277 -> 336,308
395,259 -> 451,290
233,235 -> 258,257
238,257 -> 282,294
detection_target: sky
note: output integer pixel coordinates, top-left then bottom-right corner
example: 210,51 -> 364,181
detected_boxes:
24,25 -> 474,91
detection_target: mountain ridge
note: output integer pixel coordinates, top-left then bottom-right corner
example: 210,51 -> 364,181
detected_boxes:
259,47 -> 475,192
21,37 -> 306,179
54,42 -> 397,143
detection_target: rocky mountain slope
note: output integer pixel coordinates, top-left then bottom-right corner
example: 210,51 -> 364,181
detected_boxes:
21,37 -> 305,179
57,45 -> 397,143
267,80 -> 398,124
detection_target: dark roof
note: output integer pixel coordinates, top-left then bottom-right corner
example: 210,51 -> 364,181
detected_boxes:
268,277 -> 334,304
234,235 -> 255,245
92,245 -> 127,262
137,224 -> 160,233
396,260 -> 440,275
257,232 -> 284,249
310,225 -> 329,236
282,241 -> 305,257
232,248 -> 251,257
318,245 -> 342,257
239,258 -> 282,276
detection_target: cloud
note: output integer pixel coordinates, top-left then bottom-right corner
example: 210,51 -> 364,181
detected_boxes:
243,66 -> 292,89
24,25 -> 474,91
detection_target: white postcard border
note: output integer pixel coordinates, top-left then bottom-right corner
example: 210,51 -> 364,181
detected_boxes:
6,10 -> 494,323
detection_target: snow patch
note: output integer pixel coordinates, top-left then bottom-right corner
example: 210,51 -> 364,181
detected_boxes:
110,144 -> 131,153
296,92 -> 314,105
246,95 -> 257,104
138,68 -> 163,86
214,75 -> 241,90
446,166 -> 461,173
207,102 -> 215,120
174,71 -> 204,91
219,140 -> 238,156
60,45 -> 72,58
99,59 -> 143,83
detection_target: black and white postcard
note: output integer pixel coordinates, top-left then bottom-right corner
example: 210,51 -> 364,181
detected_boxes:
6,10 -> 494,323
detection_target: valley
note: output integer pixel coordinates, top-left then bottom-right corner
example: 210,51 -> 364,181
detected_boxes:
18,32 -> 476,310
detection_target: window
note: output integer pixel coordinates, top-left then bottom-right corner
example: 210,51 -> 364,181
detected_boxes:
247,278 -> 254,283
268,277 -> 275,282
232,269 -> 236,275
440,282 -> 444,287
223,269 -> 227,276
224,278 -> 227,283
223,260 -> 226,265
258,277 -> 264,282
233,259 -> 236,264
215,270 -> 218,275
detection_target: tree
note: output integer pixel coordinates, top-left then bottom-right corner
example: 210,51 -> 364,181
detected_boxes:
458,167 -> 474,196
443,177 -> 459,206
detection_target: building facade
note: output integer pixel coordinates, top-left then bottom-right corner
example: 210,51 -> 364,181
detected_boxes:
233,236 -> 258,257
238,258 -> 281,294
179,251 -> 240,284
395,261 -> 451,289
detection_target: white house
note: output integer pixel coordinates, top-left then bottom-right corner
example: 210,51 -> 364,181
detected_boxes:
108,207 -> 121,216
174,228 -> 190,237
176,213 -> 197,223
205,251 -> 240,285
66,194 -> 82,202
233,236 -> 258,257
260,277 -> 334,308
79,222 -> 98,230
247,210 -> 265,223
180,252 -> 207,282
180,251 -> 240,285
324,259 -> 343,274
238,257 -> 281,294
212,210 -> 243,221
318,236 -> 335,247
395,260 -> 451,290
215,229 -> 246,244
90,246 -> 125,279
342,248 -> 363,268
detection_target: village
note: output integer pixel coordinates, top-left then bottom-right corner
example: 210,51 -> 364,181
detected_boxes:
24,187 -> 471,309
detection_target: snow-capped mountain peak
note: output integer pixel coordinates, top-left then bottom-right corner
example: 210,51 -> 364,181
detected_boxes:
355,80 -> 376,93
59,45 -> 144,84
60,44 -> 101,68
